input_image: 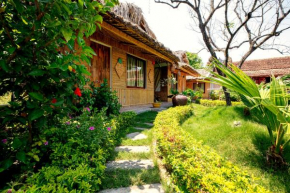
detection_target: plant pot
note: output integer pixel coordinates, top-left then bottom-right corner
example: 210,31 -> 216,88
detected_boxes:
152,102 -> 161,108
172,94 -> 188,106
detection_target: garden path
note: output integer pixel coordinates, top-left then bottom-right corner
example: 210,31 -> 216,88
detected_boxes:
100,111 -> 164,193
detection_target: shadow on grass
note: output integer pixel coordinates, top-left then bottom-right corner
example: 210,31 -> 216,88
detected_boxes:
248,132 -> 290,192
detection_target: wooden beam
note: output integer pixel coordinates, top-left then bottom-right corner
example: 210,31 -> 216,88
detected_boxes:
101,22 -> 175,64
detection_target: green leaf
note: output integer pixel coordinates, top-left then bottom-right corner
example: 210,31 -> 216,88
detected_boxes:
35,116 -> 47,128
0,159 -> 13,171
28,109 -> 44,121
78,0 -> 84,9
12,138 -> 22,149
16,151 -> 26,163
28,69 -> 45,76
0,60 -> 9,72
94,15 -> 103,23
29,92 -> 44,101
13,0 -> 24,13
33,155 -> 40,162
53,99 -> 64,106
61,27 -> 73,42
26,101 -> 35,109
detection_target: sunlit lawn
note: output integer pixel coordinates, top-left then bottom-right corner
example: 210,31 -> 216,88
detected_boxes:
182,104 -> 290,193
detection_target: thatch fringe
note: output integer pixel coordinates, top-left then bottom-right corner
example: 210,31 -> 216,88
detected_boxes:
112,2 -> 157,39
174,50 -> 189,64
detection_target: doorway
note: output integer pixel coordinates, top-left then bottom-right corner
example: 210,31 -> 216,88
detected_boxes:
90,42 -> 111,86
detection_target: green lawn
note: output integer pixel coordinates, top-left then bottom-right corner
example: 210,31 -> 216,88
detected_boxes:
182,104 -> 290,193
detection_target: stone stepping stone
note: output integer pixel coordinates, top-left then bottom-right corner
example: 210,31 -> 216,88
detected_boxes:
99,183 -> 164,193
134,127 -> 148,131
145,123 -> 154,126
126,132 -> 147,140
115,146 -> 150,153
106,160 -> 154,170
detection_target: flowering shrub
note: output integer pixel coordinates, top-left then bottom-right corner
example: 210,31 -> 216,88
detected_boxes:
1,109 -> 136,192
154,105 -> 269,192
200,99 -> 243,107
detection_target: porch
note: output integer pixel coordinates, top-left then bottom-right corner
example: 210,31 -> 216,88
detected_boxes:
120,102 -> 172,114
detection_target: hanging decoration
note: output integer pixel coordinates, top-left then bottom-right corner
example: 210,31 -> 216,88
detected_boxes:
115,58 -> 124,79
152,60 -> 155,65
148,69 -> 152,83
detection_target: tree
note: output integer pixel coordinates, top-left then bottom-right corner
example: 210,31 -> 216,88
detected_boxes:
0,0 -> 117,172
210,60 -> 290,166
186,52 -> 203,69
154,0 -> 290,105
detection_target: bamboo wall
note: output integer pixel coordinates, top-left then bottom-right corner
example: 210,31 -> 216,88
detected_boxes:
86,29 -> 155,106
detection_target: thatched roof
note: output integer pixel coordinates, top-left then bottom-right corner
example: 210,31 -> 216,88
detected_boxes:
102,2 -> 179,62
174,50 -> 189,64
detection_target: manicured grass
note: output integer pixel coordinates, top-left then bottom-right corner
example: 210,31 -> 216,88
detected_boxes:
120,129 -> 153,146
101,168 -> 160,189
135,111 -> 158,123
182,104 -> 290,193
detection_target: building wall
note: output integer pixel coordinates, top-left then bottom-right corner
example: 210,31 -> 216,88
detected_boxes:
186,80 -> 210,99
84,29 -> 155,106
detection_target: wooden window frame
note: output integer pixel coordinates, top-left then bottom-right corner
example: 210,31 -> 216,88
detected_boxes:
126,54 -> 146,89
193,82 -> 205,93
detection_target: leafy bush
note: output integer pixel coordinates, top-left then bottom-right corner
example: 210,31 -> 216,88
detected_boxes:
79,79 -> 121,116
1,110 -> 136,192
182,89 -> 202,101
154,106 -> 269,193
220,89 -> 241,102
209,90 -> 219,100
200,99 -> 243,107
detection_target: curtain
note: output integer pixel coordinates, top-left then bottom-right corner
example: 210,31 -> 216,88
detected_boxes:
127,56 -> 136,87
137,60 -> 144,87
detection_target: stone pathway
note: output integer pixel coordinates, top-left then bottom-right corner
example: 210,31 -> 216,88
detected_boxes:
101,113 -> 164,193
126,132 -> 147,140
115,146 -> 150,153
106,160 -> 154,170
99,184 -> 164,193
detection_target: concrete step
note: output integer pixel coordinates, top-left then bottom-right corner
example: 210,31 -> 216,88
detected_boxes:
126,132 -> 147,140
106,160 -> 154,170
115,146 -> 150,153
99,183 -> 164,193
134,127 -> 149,131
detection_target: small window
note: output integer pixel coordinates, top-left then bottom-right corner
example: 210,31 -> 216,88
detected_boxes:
127,55 -> 146,88
193,83 -> 205,93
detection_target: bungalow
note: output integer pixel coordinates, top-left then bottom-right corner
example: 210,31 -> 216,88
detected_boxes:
238,56 -> 290,84
80,3 -> 198,106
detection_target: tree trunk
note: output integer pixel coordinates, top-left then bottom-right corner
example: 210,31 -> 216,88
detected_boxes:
223,86 -> 232,106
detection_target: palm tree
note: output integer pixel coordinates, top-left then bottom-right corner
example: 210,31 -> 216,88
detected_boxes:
209,60 -> 290,165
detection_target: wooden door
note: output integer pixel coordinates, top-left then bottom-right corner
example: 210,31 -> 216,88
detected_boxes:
90,42 -> 110,86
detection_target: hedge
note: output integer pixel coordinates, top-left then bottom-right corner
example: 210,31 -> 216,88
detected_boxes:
154,105 -> 269,193
200,99 -> 243,107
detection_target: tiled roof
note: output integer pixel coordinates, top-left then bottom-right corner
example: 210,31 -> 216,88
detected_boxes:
239,56 -> 290,77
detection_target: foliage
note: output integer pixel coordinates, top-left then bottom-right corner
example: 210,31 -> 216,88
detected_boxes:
1,109 -> 136,192
220,89 -> 241,102
209,90 -> 219,100
210,61 -> 290,165
154,105 -> 269,193
182,88 -> 202,100
0,92 -> 11,105
182,104 -> 290,192
0,0 -> 118,173
186,52 -> 203,69
78,79 -> 121,116
200,99 -> 242,107
282,74 -> 290,87
170,88 -> 179,95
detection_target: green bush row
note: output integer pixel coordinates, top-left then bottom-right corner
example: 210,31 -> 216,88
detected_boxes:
154,105 -> 269,193
2,110 -> 136,192
200,99 -> 243,107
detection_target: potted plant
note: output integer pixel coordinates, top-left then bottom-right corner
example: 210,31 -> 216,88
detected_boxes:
152,96 -> 162,108
171,89 -> 188,106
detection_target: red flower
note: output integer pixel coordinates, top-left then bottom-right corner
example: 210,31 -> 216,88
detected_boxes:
72,69 -> 76,73
74,87 -> 82,97
51,98 -> 57,104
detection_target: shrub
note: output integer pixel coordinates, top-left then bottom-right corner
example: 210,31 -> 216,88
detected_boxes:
79,80 -> 121,116
154,106 -> 269,193
200,99 -> 243,107
209,90 -> 219,100
1,109 -> 136,192
220,89 -> 241,101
